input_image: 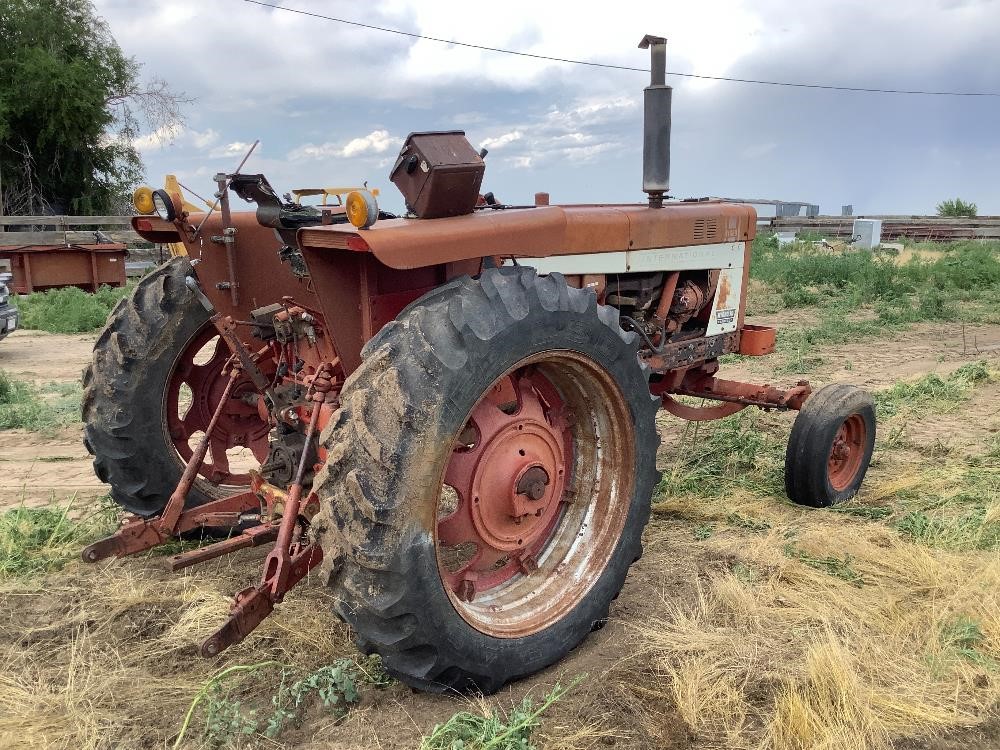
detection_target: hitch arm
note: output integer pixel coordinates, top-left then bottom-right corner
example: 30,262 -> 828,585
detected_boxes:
82,369 -> 251,563
199,363 -> 337,658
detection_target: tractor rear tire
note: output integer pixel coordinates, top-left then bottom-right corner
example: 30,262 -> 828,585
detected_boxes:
83,257 -> 230,517
312,267 -> 660,694
784,383 -> 875,507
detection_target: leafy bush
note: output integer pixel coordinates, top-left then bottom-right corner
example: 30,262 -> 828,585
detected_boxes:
181,657 -> 393,749
936,198 -> 978,217
15,284 -> 130,333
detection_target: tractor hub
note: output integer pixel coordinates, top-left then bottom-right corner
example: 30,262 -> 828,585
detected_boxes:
437,368 -> 572,597
827,414 -> 867,491
469,415 -> 563,552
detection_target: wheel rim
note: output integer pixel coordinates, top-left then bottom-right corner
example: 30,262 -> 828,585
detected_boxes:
435,351 -> 635,638
163,325 -> 271,489
827,414 -> 866,491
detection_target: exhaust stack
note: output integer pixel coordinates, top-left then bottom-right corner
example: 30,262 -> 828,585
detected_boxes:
639,35 -> 671,208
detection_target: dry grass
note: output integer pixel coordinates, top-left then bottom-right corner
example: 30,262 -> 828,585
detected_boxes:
0,554 -> 355,749
611,367 -> 1000,750
0,329 -> 997,748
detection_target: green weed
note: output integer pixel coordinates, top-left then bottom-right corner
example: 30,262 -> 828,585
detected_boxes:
940,617 -> 996,668
182,656 -> 392,749
875,361 -> 993,419
693,523 -> 714,540
727,513 -> 772,532
825,504 -> 894,521
656,411 -> 785,500
783,542 -> 865,587
14,284 -> 130,333
420,678 -> 578,750
749,238 -> 1000,372
0,371 -> 81,430
896,507 -> 1000,552
264,661 -> 361,738
0,497 -> 117,577
732,562 -> 759,585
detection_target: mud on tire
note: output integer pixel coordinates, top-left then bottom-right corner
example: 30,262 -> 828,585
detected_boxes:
312,267 -> 661,694
83,257 -> 217,517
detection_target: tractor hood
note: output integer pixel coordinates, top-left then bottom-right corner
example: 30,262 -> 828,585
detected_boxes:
297,202 -> 756,270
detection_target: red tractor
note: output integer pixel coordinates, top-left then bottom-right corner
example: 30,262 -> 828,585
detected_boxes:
81,37 -> 875,693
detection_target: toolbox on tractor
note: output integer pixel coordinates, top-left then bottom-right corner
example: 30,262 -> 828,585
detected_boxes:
390,130 -> 486,218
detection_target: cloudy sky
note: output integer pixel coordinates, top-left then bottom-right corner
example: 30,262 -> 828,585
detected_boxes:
95,0 -> 999,216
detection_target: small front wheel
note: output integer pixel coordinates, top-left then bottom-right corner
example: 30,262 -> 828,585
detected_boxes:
784,384 -> 875,507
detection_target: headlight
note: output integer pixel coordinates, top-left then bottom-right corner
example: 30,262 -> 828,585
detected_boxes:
152,189 -> 177,221
345,189 -> 379,229
132,186 -> 155,214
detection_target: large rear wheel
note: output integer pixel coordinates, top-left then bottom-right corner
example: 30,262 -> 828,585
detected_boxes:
83,257 -> 270,517
312,267 -> 660,693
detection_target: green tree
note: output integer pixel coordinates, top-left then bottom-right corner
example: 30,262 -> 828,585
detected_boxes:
936,198 -> 978,218
0,0 -> 188,215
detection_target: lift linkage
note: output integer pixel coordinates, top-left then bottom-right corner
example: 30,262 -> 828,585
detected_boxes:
82,360 -> 337,657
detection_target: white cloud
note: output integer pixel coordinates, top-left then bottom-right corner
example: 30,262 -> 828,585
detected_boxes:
288,130 -> 397,161
464,93 -> 636,172
133,123 -> 182,151
210,141 -> 254,159
341,129 -> 395,158
133,125 -> 219,153
96,0 -> 1000,213
481,131 -> 523,150
190,128 -> 219,149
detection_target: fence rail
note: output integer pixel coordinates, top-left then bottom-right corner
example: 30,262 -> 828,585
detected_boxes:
763,215 -> 1000,241
0,215 -> 140,246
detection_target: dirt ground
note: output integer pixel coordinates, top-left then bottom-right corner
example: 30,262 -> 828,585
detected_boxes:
1,315 -> 999,749
0,330 -> 104,506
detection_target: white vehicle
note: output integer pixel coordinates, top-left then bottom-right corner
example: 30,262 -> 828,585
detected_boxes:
0,272 -> 19,341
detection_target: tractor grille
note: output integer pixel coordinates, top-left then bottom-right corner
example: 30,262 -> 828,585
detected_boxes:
693,218 -> 719,241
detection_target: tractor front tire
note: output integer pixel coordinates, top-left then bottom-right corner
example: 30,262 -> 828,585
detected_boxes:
784,384 -> 875,507
312,267 -> 660,693
83,257 -> 222,517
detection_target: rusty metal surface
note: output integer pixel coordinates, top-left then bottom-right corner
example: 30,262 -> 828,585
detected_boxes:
200,541 -> 322,657
644,331 -> 739,373
672,373 -> 812,411
166,525 -> 278,572
828,414 -> 867,491
438,351 -> 634,638
81,491 -> 261,563
654,367 -> 813,423
738,324 -> 777,356
298,202 -> 757,270
660,396 -> 747,422
390,131 -> 485,218
0,243 -> 127,293
165,323 -> 271,486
